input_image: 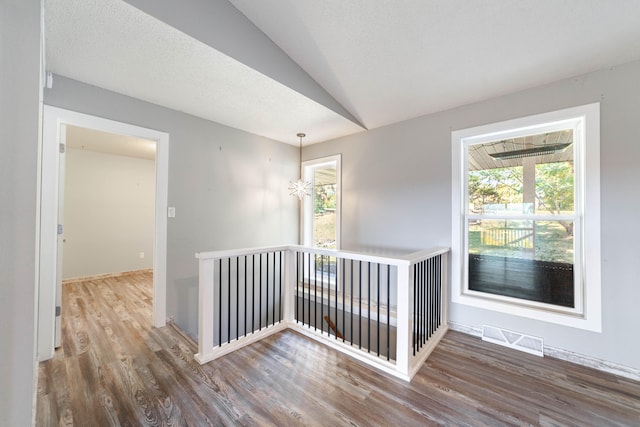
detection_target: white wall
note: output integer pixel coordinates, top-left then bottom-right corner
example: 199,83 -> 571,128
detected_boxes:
0,0 -> 40,424
305,59 -> 640,371
45,76 -> 299,337
63,148 -> 155,279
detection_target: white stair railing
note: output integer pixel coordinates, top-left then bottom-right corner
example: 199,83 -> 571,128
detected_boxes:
195,245 -> 449,381
194,246 -> 290,364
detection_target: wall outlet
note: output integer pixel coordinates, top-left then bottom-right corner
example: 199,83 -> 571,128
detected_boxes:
139,252 -> 145,259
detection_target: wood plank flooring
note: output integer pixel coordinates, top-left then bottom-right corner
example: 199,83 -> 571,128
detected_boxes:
37,272 -> 640,426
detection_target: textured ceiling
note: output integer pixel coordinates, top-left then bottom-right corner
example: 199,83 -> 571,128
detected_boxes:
45,0 -> 640,145
44,0 -> 363,145
230,0 -> 640,130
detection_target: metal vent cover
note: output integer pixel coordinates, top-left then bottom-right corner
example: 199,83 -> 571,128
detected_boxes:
482,325 -> 544,357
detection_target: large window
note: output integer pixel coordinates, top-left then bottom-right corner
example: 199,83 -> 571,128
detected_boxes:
451,104 -> 601,331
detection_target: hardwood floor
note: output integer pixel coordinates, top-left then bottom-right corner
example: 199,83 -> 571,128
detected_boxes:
37,272 -> 640,426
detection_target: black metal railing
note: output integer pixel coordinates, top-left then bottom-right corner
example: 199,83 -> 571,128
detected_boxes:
412,254 -> 442,356
213,250 -> 284,346
197,245 -> 449,380
294,250 -> 397,361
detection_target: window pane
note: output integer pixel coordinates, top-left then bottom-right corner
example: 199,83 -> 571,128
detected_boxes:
313,166 -> 336,249
535,161 -> 574,215
468,219 -> 574,307
468,129 -> 574,215
315,255 -> 337,284
468,165 -> 526,214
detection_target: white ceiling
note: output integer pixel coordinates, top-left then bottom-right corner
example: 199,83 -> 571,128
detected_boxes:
231,0 -> 640,129
44,0 -> 363,146
45,0 -> 640,146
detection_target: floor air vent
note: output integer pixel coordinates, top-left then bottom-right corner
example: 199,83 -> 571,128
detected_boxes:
482,325 -> 544,357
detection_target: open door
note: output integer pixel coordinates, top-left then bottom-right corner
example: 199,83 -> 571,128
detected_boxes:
39,106 -> 169,362
54,125 -> 66,347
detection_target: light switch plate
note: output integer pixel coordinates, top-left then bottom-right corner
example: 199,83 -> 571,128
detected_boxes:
168,207 -> 176,218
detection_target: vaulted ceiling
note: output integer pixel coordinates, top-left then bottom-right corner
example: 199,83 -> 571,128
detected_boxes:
45,0 -> 640,146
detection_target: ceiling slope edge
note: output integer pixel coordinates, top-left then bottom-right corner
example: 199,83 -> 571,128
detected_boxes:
124,0 -> 366,131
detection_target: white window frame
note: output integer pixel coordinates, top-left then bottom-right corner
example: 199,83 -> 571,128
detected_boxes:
300,155 -> 342,289
302,154 -> 342,250
451,103 -> 601,332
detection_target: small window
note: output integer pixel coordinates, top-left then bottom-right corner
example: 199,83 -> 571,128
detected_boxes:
302,155 -> 341,287
451,104 -> 601,331
302,155 -> 341,249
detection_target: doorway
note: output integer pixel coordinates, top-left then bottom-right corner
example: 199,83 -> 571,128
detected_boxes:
38,106 -> 169,361
62,125 -> 156,281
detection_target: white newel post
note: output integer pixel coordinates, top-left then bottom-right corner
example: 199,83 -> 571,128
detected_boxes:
283,249 -> 295,324
395,262 -> 411,377
196,256 -> 214,363
441,252 -> 449,326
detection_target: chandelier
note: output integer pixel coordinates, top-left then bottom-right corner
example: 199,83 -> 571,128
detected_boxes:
288,133 -> 311,200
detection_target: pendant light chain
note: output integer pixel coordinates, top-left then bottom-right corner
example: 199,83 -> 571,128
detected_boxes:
297,132 -> 304,176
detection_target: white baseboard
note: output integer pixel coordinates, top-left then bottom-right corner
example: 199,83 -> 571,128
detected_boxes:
62,269 -> 152,284
544,346 -> 640,382
449,322 -> 640,382
449,321 -> 482,337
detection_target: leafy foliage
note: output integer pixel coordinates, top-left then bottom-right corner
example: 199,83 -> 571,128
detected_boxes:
535,161 -> 574,235
468,161 -> 574,230
314,183 -> 336,214
468,159 -> 575,262
468,167 -> 523,211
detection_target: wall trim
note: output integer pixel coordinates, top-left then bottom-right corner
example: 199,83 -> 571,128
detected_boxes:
449,321 -> 483,337
62,269 -> 153,284
167,320 -> 198,348
449,322 -> 640,382
544,346 -> 640,382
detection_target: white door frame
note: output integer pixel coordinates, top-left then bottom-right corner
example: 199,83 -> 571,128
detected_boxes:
38,105 -> 169,361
